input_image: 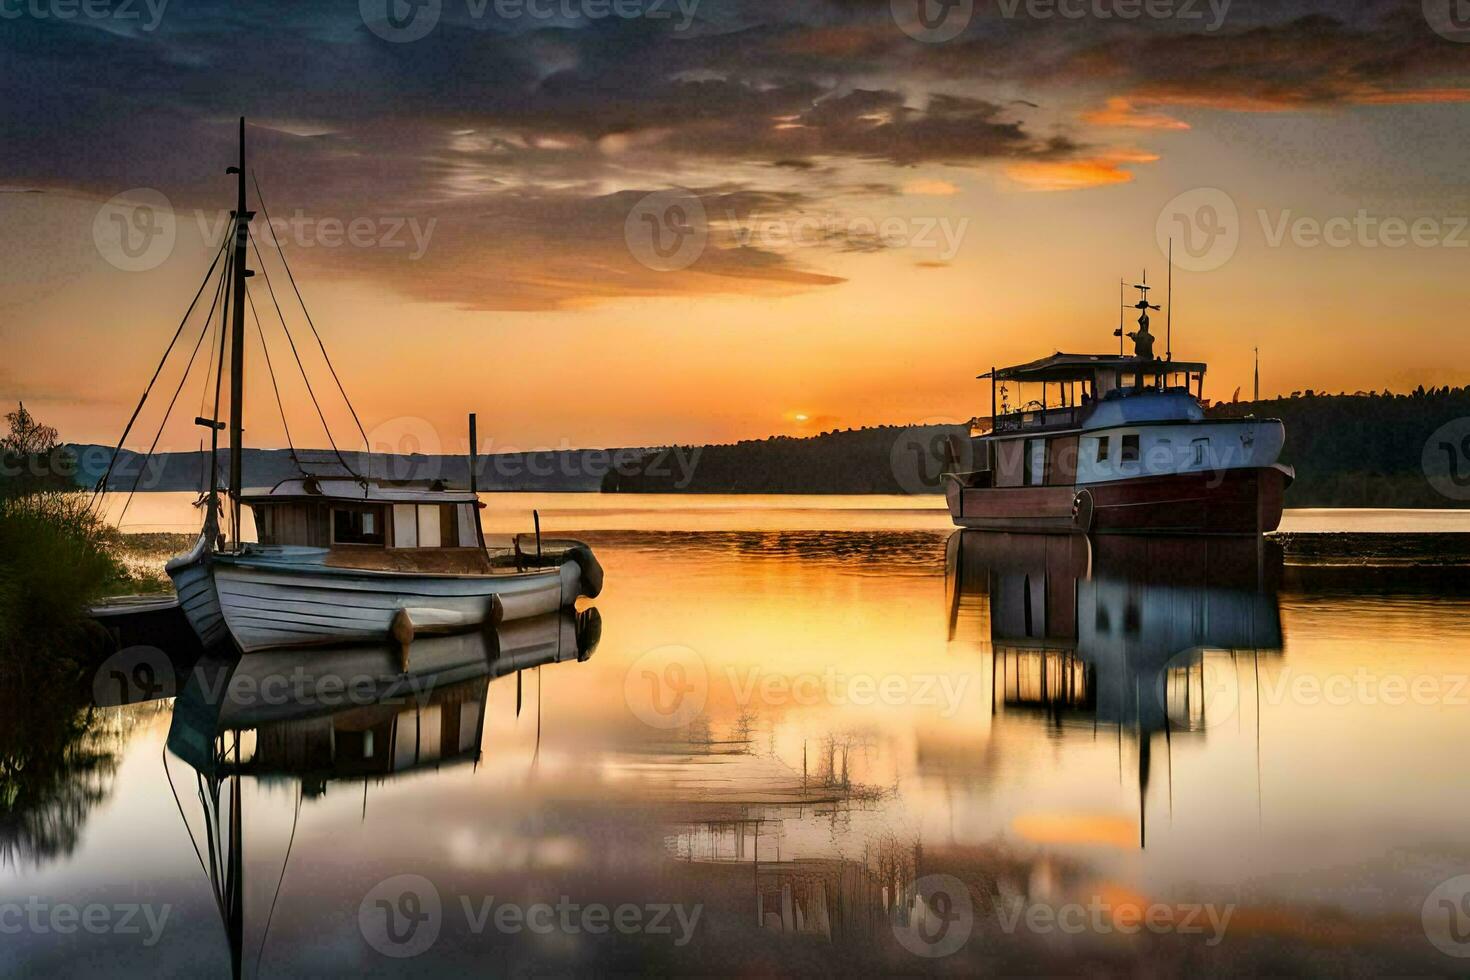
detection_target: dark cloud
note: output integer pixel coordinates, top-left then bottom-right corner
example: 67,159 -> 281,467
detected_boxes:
1,0 -> 1465,308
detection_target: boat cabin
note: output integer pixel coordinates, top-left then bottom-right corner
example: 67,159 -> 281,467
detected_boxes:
980,353 -> 1208,437
965,352 -> 1209,490
241,477 -> 484,552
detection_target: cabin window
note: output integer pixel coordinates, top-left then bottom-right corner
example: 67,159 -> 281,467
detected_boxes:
1120,434 -> 1140,463
456,503 -> 478,547
417,504 -> 442,548
1095,437 -> 1110,463
1025,439 -> 1047,486
392,504 -> 417,547
391,503 -> 470,548
333,506 -> 384,545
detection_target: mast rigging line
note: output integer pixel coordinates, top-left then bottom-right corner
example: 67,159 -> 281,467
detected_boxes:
250,171 -> 374,471
245,286 -> 297,457
245,228 -> 364,486
210,248 -> 233,542
116,247 -> 232,529
213,245 -> 238,543
91,234 -> 231,506
198,277 -> 223,420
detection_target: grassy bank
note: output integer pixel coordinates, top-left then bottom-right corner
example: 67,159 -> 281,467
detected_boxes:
0,492 -> 155,671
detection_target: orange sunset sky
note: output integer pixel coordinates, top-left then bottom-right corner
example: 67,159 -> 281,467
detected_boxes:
2,1 -> 1469,455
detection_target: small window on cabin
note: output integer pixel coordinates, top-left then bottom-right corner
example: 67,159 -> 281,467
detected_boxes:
1096,437 -> 1110,463
334,506 -> 385,545
1120,434 -> 1140,463
417,504 -> 442,548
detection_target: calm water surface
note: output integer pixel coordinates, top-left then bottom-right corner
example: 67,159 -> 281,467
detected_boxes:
4,496 -> 1470,975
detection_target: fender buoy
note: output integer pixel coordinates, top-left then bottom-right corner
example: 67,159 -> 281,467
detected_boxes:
390,608 -> 415,673
567,544 -> 605,600
1072,489 -> 1096,534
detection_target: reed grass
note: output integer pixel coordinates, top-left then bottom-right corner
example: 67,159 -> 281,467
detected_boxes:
0,491 -> 133,667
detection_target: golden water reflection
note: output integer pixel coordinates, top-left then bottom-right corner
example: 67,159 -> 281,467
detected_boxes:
6,523 -> 1470,974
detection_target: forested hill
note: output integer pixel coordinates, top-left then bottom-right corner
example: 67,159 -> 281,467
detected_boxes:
1210,387 -> 1470,507
603,387 -> 1470,508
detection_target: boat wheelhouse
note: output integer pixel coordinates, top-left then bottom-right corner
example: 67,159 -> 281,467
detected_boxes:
943,292 -> 1292,534
244,477 -> 487,560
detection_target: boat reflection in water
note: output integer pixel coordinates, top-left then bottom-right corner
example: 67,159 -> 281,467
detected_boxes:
947,530 -> 1283,846
162,609 -> 600,979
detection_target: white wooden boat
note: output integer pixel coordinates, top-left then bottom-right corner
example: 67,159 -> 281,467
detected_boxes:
167,478 -> 602,652
101,119 -> 603,653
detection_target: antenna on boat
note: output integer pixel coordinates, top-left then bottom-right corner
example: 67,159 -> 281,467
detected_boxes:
1128,272 -> 1161,361
1115,279 -> 1126,356
1166,239 -> 1173,362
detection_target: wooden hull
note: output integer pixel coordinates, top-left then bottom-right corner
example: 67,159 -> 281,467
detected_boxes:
165,533 -> 231,648
947,465 -> 1291,535
166,540 -> 601,653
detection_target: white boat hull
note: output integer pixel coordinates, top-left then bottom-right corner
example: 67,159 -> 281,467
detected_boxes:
166,540 -> 599,653
165,532 -> 231,648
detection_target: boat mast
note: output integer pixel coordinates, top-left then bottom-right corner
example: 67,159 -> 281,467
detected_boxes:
227,118 -> 251,546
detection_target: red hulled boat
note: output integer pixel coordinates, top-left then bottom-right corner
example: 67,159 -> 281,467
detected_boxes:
942,283 -> 1293,535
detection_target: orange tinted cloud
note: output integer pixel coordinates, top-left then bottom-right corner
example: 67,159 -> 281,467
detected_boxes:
1350,88 -> 1470,105
1082,97 -> 1191,131
1005,149 -> 1160,192
902,178 -> 960,196
1127,85 -> 1470,113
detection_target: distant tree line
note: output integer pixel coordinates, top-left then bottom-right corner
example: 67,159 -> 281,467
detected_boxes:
1210,386 -> 1470,507
604,388 -> 1470,508
601,425 -> 961,495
